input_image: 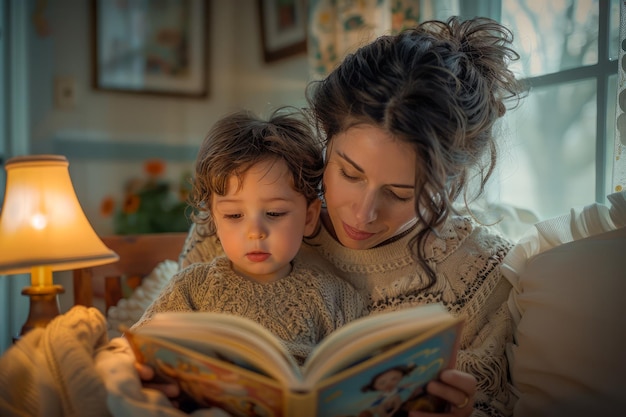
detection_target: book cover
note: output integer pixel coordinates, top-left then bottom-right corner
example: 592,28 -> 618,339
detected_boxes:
311,323 -> 460,417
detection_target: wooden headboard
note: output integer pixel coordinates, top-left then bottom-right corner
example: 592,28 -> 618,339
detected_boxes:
73,233 -> 188,313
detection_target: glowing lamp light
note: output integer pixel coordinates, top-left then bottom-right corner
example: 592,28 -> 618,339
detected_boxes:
0,155 -> 118,336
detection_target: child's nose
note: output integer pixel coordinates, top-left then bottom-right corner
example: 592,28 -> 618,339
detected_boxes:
248,219 -> 267,240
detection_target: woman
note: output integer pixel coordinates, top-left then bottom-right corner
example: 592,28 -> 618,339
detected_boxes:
178,16 -> 524,417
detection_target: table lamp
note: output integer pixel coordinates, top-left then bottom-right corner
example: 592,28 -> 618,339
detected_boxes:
0,154 -> 119,336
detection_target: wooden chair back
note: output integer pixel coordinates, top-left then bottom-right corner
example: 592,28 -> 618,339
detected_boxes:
73,233 -> 187,313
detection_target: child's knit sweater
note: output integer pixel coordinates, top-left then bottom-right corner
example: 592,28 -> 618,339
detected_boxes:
132,256 -> 366,364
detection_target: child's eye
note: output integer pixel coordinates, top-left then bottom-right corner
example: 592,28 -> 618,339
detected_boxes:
223,213 -> 242,220
267,211 -> 287,218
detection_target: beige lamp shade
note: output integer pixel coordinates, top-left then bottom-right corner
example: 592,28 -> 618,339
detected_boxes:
0,155 -> 119,276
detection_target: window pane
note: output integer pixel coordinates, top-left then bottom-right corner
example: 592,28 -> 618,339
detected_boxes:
494,79 -> 597,220
605,75 -> 626,193
501,0 -> 599,78
609,0 -> 620,60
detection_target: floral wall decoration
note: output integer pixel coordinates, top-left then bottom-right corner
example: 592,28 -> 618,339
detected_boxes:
100,159 -> 193,235
308,0 -> 420,78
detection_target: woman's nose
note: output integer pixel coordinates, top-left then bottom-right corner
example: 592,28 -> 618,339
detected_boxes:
354,191 -> 378,225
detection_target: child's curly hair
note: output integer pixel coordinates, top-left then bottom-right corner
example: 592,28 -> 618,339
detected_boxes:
189,107 -> 324,236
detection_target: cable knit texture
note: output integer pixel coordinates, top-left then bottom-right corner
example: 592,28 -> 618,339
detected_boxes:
0,306 -> 110,417
180,216 -> 515,417
133,256 -> 367,364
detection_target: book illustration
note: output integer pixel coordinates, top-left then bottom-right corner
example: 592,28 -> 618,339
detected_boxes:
129,332 -> 286,416
315,324 -> 457,417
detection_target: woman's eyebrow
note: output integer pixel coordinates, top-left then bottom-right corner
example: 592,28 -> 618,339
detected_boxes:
336,150 -> 364,173
336,151 -> 414,189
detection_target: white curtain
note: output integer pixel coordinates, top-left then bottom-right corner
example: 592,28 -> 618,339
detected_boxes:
614,1 -> 626,193
0,0 -> 31,354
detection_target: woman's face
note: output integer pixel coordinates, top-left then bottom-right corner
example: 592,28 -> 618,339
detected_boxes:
323,125 -> 418,249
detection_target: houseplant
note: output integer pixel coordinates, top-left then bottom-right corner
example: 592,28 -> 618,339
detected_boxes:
100,159 -> 192,235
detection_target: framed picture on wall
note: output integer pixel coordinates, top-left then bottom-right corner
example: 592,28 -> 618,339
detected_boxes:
92,0 -> 209,98
258,0 -> 307,63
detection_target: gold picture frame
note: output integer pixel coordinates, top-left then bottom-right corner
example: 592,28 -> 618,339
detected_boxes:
258,0 -> 307,63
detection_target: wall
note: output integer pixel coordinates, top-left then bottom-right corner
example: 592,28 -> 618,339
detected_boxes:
1,0 -> 310,348
30,0 -> 310,235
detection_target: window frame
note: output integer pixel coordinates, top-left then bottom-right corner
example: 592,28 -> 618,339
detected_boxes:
509,0 -> 618,204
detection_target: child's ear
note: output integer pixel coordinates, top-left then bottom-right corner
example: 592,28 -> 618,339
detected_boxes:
303,198 -> 322,237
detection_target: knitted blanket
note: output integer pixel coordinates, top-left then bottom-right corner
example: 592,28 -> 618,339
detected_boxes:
0,306 -> 110,417
0,306 -> 232,417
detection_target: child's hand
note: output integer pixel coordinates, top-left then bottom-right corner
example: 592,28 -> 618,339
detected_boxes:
409,369 -> 476,417
134,362 -> 181,405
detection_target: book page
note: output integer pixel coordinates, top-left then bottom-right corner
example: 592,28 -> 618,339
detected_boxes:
304,303 -> 451,384
132,312 -> 303,386
139,328 -> 287,382
148,312 -> 291,354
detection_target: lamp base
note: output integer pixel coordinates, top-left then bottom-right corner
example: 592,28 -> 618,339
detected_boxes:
19,284 -> 65,336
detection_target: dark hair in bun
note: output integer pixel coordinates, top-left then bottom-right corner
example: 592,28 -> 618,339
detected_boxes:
307,16 -> 527,285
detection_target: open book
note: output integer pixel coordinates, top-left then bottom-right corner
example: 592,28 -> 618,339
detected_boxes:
124,303 -> 464,417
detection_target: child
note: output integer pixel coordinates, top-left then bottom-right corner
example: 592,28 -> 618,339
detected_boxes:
360,365 -> 417,417
131,108 -> 366,364
359,364 -> 446,417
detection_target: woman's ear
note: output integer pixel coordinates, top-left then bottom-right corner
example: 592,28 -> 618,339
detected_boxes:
303,198 -> 322,237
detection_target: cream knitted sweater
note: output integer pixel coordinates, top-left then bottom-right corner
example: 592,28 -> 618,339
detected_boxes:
132,256 -> 366,364
180,216 -> 515,417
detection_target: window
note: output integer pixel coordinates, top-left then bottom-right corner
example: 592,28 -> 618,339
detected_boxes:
492,0 -> 620,220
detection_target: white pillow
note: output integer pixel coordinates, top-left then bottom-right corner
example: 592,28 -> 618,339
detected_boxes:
507,227 -> 626,417
107,260 -> 179,338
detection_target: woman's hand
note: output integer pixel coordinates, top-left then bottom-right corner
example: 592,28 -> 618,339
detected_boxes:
409,369 -> 476,417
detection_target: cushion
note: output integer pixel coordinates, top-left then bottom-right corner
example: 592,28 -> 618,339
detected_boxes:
507,227 -> 626,417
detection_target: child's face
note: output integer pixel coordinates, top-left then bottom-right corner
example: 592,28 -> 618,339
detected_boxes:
212,159 -> 320,283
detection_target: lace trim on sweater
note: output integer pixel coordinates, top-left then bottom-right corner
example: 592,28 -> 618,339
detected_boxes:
302,216 -> 516,416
